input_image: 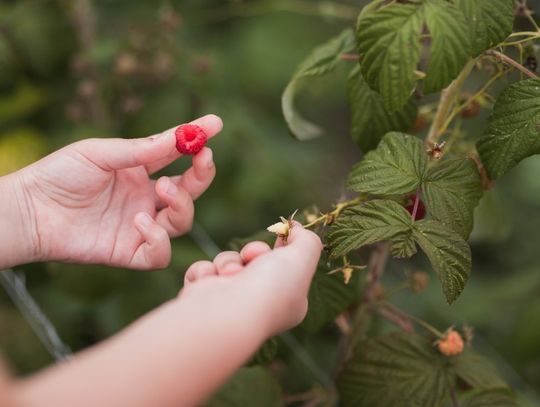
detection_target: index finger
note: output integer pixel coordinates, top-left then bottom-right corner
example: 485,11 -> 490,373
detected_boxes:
146,114 -> 223,175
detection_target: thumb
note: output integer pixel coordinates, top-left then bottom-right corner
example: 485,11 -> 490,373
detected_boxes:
75,128 -> 176,171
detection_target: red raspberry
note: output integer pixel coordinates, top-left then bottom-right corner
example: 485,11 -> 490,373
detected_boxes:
404,195 -> 426,221
175,124 -> 208,155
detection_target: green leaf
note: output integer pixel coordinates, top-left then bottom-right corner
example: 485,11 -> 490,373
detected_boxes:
328,200 -> 414,259
338,332 -> 453,407
423,0 -> 471,93
456,0 -> 515,56
282,29 -> 355,141
477,79 -> 540,180
357,2 -> 423,111
413,220 -> 471,303
347,132 -> 427,195
348,66 -> 417,153
204,367 -> 282,407
422,158 -> 483,238
462,388 -> 518,407
347,132 -> 482,238
452,350 -> 507,390
302,265 -> 361,332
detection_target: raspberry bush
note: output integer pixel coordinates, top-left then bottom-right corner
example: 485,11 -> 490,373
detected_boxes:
216,1 -> 540,405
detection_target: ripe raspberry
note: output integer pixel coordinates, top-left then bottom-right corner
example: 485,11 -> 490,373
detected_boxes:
437,329 -> 464,356
175,124 -> 207,155
404,196 -> 426,221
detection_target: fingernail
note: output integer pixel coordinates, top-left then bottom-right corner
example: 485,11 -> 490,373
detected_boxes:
206,150 -> 214,169
166,179 -> 178,195
137,213 -> 153,227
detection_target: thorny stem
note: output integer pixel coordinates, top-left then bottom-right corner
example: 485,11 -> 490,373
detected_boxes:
410,192 -> 420,221
303,196 -> 365,229
381,302 -> 444,338
488,50 -> 540,80
450,387 -> 460,407
438,69 -> 506,137
426,58 -> 477,146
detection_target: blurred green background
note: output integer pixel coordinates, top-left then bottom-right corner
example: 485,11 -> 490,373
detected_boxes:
1,0 -> 540,405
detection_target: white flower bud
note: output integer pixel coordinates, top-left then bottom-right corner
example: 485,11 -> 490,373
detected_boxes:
267,222 -> 290,236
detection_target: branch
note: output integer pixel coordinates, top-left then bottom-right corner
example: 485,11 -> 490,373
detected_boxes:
426,58 -> 477,146
488,50 -> 540,80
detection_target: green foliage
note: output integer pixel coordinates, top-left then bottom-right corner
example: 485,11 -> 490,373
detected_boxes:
347,132 -> 427,196
329,199 -> 471,303
205,367 -> 282,407
282,28 -> 355,141
348,65 -> 417,153
477,79 -> 540,180
338,332 -> 452,407
413,220 -> 471,303
461,388 -> 519,407
422,0 -> 471,94
356,2 -> 423,111
456,0 -> 515,56
249,338 -> 279,366
302,264 -> 361,333
338,333 -> 513,407
328,200 -> 414,259
347,132 -> 482,238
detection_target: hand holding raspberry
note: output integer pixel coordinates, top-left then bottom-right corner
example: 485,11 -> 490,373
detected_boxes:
175,124 -> 208,155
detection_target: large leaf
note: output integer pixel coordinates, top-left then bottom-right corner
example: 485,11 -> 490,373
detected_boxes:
477,79 -> 540,180
456,0 -> 515,56
423,0 -> 471,93
282,29 -> 355,141
357,2 -> 423,111
328,200 -> 414,259
348,66 -> 417,153
204,367 -> 282,407
302,265 -> 361,332
413,220 -> 471,303
348,132 -> 482,238
422,158 -> 482,238
452,350 -> 507,390
338,332 -> 453,407
462,388 -> 519,407
347,132 -> 427,195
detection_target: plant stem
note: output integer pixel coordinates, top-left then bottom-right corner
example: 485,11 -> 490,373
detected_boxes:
411,192 -> 420,221
450,386 -> 460,407
488,50 -> 540,80
339,53 -> 360,61
303,196 -> 364,229
426,58 -> 477,146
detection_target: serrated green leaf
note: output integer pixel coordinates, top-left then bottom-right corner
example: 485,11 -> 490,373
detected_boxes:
282,29 -> 355,141
452,350 -> 507,390
204,367 -> 282,407
347,132 -> 427,195
456,0 -> 515,56
328,200 -> 415,258
338,332 -> 453,407
462,388 -> 518,407
357,2 -> 423,111
422,158 -> 483,238
423,0 -> 471,93
302,265 -> 361,332
477,79 -> 540,180
348,66 -> 417,153
413,220 -> 471,303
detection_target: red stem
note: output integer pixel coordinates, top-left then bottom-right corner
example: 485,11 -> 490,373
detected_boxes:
411,192 -> 420,221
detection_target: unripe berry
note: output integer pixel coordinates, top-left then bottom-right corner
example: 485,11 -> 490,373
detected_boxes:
437,329 -> 464,356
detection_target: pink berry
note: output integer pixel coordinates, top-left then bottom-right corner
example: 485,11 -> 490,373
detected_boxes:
437,330 -> 464,356
175,124 -> 208,155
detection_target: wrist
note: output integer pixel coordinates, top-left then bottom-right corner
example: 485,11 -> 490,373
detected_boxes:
0,171 -> 41,268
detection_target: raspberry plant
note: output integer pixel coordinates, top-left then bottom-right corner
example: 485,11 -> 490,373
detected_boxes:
215,1 -> 540,406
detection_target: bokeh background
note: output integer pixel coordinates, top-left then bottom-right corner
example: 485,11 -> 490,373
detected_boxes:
1,0 -> 540,405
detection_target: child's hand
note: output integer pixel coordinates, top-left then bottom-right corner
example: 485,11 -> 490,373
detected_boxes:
182,223 -> 322,334
6,114 -> 222,270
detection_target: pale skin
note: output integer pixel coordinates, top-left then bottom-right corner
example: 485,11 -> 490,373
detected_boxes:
0,114 -> 323,407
